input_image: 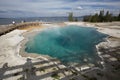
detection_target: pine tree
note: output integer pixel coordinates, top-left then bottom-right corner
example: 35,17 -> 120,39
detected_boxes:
99,10 -> 104,22
83,10 -> 119,22
68,12 -> 74,21
88,15 -> 92,22
105,11 -> 109,22
118,13 -> 120,21
94,13 -> 99,22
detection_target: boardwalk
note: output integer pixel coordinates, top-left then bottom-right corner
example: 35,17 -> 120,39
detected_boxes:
0,22 -> 51,36
0,58 -> 86,80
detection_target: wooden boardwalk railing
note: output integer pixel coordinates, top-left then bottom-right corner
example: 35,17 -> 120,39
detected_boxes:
0,22 -> 43,36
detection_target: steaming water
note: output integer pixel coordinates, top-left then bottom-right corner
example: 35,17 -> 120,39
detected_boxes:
25,25 -> 107,66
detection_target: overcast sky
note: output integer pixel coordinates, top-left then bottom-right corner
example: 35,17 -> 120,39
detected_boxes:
0,0 -> 120,18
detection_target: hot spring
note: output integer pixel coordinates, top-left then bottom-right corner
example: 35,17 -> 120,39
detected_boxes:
25,25 -> 107,66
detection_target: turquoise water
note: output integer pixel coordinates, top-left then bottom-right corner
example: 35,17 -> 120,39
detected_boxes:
25,25 -> 107,66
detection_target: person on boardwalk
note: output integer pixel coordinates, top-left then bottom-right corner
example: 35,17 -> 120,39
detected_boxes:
23,58 -> 37,80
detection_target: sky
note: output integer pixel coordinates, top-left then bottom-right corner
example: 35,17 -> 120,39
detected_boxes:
0,0 -> 120,18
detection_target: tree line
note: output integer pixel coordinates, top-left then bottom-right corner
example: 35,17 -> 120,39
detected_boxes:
83,10 -> 120,22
